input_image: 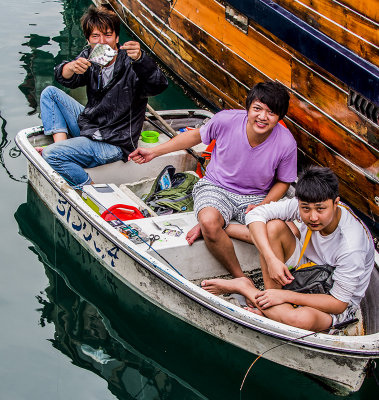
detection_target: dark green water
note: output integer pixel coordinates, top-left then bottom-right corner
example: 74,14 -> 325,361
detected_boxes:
0,1 -> 377,399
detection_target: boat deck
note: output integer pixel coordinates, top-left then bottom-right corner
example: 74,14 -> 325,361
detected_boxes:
82,180 -> 261,280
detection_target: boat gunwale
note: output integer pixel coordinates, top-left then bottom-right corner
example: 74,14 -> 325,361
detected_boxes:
15,124 -> 379,357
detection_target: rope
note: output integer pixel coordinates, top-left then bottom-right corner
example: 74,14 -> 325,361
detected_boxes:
239,317 -> 358,396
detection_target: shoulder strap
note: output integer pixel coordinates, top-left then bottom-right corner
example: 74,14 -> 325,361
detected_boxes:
296,202 -> 372,269
297,228 -> 312,266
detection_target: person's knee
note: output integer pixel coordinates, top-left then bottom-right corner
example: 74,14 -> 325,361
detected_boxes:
266,219 -> 287,240
42,144 -> 66,168
198,210 -> 224,241
41,145 -> 56,165
41,86 -> 58,101
282,310 -> 308,329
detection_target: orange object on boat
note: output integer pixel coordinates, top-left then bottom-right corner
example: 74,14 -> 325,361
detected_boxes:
196,139 -> 215,178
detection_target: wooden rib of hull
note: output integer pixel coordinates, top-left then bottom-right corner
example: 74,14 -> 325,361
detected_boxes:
324,0 -> 378,24
286,118 -> 379,220
105,0 -> 379,221
272,0 -> 378,65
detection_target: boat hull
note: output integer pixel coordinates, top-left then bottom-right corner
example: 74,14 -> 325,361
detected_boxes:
102,0 -> 379,222
16,125 -> 378,395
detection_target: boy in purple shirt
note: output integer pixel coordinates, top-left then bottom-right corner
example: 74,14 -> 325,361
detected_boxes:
129,82 -> 297,277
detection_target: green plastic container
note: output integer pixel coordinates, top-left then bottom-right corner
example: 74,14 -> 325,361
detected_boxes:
141,130 -> 160,143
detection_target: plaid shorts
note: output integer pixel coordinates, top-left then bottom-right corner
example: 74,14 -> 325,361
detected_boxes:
192,179 -> 265,227
331,304 -> 358,327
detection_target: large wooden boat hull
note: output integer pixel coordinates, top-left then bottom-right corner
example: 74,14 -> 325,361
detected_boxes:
100,0 -> 379,222
15,117 -> 379,394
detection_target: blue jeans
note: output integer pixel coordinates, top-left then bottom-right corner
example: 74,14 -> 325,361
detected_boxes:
40,86 -> 123,187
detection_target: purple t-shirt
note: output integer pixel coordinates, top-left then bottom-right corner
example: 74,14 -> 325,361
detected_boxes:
199,109 -> 297,195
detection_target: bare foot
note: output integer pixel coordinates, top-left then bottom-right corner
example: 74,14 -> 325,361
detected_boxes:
244,306 -> 264,316
186,223 -> 202,245
200,276 -> 254,296
35,147 -> 44,155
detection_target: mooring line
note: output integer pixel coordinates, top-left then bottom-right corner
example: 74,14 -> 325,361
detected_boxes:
239,317 -> 359,398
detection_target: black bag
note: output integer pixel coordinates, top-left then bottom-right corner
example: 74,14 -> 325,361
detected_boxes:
284,264 -> 334,294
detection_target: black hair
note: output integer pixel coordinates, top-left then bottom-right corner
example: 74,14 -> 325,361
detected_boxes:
295,166 -> 339,203
81,4 -> 120,40
245,81 -> 290,120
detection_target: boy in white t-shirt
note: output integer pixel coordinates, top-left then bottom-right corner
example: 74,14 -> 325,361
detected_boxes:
201,167 -> 375,331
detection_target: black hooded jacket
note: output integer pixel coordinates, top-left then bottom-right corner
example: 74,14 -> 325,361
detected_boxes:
54,47 -> 168,160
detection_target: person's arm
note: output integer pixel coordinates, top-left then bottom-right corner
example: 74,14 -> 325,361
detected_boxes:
249,220 -> 295,286
122,41 -> 168,96
255,289 -> 348,314
128,128 -> 202,164
120,41 -> 142,61
245,181 -> 290,213
246,199 -> 299,285
54,50 -> 91,88
61,58 -> 91,79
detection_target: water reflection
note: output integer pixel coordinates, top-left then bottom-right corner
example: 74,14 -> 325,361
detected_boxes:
18,0 -> 91,115
0,113 -> 26,182
36,268 -> 193,400
18,38 -> 55,115
16,184 -> 206,400
0,1 -> 92,183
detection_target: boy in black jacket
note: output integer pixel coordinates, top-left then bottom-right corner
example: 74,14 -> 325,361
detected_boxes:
39,4 -> 168,187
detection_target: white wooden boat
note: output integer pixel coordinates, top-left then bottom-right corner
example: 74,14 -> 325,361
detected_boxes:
15,109 -> 379,395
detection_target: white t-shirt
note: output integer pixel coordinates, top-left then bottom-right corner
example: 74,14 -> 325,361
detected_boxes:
245,198 -> 375,307
102,62 -> 115,86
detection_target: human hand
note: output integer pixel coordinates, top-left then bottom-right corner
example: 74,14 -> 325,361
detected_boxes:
68,57 -> 91,74
255,289 -> 289,309
245,202 -> 262,213
267,260 -> 294,286
120,41 -> 142,61
128,147 -> 155,164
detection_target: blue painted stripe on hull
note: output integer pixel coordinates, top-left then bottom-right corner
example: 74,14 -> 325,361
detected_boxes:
227,0 -> 378,105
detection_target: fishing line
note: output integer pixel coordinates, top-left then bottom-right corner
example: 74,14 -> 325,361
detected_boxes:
128,62 -> 136,152
62,176 -> 184,277
239,317 -> 359,398
52,214 -> 62,397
